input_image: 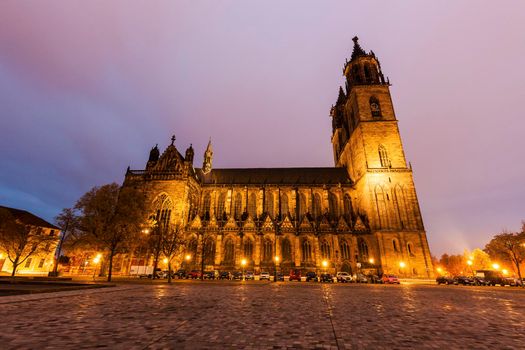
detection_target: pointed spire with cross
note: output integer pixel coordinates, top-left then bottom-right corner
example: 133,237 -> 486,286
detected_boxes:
170,135 -> 176,146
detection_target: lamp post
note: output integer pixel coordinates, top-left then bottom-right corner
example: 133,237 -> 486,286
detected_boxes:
274,256 -> 280,282
492,263 -> 500,270
241,258 -> 247,280
92,253 -> 102,281
399,261 -> 406,277
184,254 -> 191,279
467,260 -> 474,276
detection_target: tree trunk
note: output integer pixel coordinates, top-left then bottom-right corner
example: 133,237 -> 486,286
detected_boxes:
11,256 -> 19,282
53,223 -> 68,276
167,261 -> 172,284
107,250 -> 115,282
515,260 -> 523,288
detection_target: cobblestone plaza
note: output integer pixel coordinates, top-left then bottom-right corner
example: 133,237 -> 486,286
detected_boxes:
1,282 -> 524,349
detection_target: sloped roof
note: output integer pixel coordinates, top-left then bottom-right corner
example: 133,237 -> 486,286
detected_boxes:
196,167 -> 352,185
0,205 -> 59,230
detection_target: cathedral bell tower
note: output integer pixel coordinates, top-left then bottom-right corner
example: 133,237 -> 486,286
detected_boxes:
330,37 -> 432,277
202,139 -> 213,174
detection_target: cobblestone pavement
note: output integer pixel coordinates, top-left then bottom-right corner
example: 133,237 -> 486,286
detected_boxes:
0,282 -> 524,349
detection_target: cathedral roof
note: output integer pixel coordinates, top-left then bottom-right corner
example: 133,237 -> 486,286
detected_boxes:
195,167 -> 351,185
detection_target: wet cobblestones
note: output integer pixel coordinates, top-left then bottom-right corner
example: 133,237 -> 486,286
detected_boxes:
0,282 -> 524,349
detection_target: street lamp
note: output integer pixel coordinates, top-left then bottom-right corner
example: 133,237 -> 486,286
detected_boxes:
502,269 -> 509,276
467,260 -> 474,276
492,263 -> 500,270
399,261 -> 406,276
163,258 -> 168,264
92,253 -> 102,280
274,256 -> 280,282
241,258 -> 247,280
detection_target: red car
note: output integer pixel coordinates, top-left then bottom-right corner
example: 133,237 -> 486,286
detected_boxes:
187,270 -> 202,279
382,274 -> 400,284
289,269 -> 301,281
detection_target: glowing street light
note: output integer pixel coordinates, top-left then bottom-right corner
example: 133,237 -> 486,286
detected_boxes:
322,260 -> 328,268
274,256 -> 280,263
185,254 -> 191,261
163,258 -> 168,264
502,269 -> 509,276
368,258 -> 375,264
399,261 -> 406,268
142,229 -> 150,234
274,256 -> 280,282
92,253 -> 102,280
492,263 -> 500,270
241,258 -> 247,281
436,267 -> 443,274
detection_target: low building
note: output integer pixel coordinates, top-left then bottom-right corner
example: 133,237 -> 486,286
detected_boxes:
0,205 -> 60,275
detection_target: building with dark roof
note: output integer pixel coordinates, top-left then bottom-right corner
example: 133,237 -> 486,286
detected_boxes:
123,38 -> 433,278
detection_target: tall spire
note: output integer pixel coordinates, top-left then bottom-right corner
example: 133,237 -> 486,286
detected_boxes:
202,138 -> 213,174
336,86 -> 346,105
350,36 -> 367,61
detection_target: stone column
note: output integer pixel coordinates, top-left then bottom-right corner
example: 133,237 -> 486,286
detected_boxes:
294,236 -> 301,267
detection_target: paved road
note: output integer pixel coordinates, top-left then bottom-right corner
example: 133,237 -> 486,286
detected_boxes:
0,282 -> 524,349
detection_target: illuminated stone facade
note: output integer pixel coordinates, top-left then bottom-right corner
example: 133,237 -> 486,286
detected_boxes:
123,38 -> 433,278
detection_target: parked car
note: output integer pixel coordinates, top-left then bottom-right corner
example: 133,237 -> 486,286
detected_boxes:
259,271 -> 271,281
187,270 -> 202,279
203,271 -> 217,280
454,276 -> 475,285
232,271 -> 243,280
505,277 -> 523,287
475,270 -> 508,286
472,276 -> 488,286
355,273 -> 369,283
276,273 -> 285,281
320,273 -> 334,283
436,276 -> 456,285
174,269 -> 186,279
245,271 -> 255,280
305,271 -> 318,282
336,272 -> 352,283
219,271 -> 231,280
368,274 -> 383,284
382,274 -> 400,284
289,269 -> 301,281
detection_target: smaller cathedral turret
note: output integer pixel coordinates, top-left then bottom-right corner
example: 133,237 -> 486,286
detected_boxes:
202,139 -> 213,174
146,144 -> 160,170
185,144 -> 194,164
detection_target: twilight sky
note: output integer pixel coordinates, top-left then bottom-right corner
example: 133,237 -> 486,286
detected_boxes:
1,1 -> 524,255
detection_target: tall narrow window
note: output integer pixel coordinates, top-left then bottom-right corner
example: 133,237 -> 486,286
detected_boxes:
248,193 -> 257,218
302,240 -> 313,262
24,258 -> 32,268
393,239 -> 399,252
234,193 -> 242,219
281,193 -> 289,216
281,238 -> 292,261
217,192 -> 226,218
223,238 -> 235,263
203,237 -> 216,265
298,193 -> 307,217
263,239 -> 273,262
329,192 -> 338,218
265,192 -> 274,218
358,239 -> 369,261
203,193 -> 211,218
370,96 -> 381,117
378,144 -> 391,168
340,240 -> 351,260
313,193 -> 322,219
407,242 -> 415,256
320,241 -> 331,259
244,238 -> 254,260
344,194 -> 353,220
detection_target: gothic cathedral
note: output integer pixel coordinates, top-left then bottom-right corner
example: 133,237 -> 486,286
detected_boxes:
123,38 -> 434,278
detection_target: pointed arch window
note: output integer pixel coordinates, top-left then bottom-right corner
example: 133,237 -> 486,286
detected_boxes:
153,194 -> 173,227
358,238 -> 369,262
302,240 -> 313,262
203,237 -> 216,265
393,238 -> 399,252
281,238 -> 292,261
263,239 -> 273,262
248,193 -> 257,218
343,194 -> 353,220
234,193 -> 242,220
329,192 -> 338,218
203,193 -> 211,218
407,242 -> 415,256
265,192 -> 274,218
370,96 -> 381,117
340,240 -> 351,260
187,238 -> 198,263
378,144 -> 391,168
217,192 -> 226,219
223,238 -> 235,263
244,238 -> 254,260
320,240 -> 331,259
281,193 -> 289,217
298,193 -> 307,217
313,193 -> 322,219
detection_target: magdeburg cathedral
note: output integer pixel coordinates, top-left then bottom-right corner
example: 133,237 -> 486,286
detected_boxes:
123,38 -> 434,278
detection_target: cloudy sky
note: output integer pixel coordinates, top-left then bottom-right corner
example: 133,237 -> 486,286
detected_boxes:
1,1 -> 524,255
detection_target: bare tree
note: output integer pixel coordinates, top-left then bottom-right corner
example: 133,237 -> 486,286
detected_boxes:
161,224 -> 186,283
0,208 -> 56,279
485,230 -> 525,284
75,183 -> 145,282
52,208 -> 79,276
